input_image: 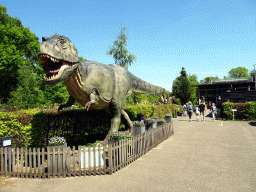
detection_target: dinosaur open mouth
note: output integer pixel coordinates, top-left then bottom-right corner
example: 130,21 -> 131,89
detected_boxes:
39,54 -> 75,80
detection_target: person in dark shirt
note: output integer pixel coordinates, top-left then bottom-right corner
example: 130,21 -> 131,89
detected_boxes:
199,100 -> 206,122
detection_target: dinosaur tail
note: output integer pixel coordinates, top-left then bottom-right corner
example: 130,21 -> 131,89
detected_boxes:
131,74 -> 167,95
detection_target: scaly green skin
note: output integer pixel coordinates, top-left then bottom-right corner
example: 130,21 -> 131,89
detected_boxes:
39,35 -> 167,141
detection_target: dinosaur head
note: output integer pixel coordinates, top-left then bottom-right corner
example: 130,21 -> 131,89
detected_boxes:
39,35 -> 80,85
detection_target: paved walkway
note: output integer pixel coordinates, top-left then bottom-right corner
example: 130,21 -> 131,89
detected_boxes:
2,109 -> 256,192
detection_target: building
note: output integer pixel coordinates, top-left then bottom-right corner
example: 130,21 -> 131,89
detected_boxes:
197,76 -> 256,109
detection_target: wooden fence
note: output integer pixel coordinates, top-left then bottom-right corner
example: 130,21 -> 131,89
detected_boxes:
0,120 -> 174,178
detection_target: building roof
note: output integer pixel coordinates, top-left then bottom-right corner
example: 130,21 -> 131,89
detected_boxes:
211,77 -> 253,84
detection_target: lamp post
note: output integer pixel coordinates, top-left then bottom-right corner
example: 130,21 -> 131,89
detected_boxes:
218,96 -> 223,120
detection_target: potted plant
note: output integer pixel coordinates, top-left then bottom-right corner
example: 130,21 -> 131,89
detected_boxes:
109,132 -> 125,141
157,119 -> 166,126
48,136 -> 67,173
132,121 -> 145,136
145,117 -> 157,130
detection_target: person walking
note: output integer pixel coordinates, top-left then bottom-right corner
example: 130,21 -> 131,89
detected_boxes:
210,103 -> 217,122
187,101 -> 193,122
199,100 -> 206,122
195,105 -> 200,121
183,104 -> 187,116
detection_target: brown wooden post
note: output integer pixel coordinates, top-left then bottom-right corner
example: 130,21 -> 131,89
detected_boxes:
67,146 -> 71,177
25,147 -> 28,178
29,148 -> 32,178
42,148 -> 45,179
52,147 -> 56,178
0,147 -> 3,176
108,142 -> 113,175
127,138 -> 130,163
82,146 -> 86,176
93,146 -> 96,175
63,146 -> 66,178
118,140 -> 121,169
12,147 -> 16,177
20,148 -> 24,178
98,145 -> 101,176
103,145 -> 107,175
38,148 -> 41,179
33,148 -> 37,178
88,146 -> 91,176
4,147 -> 7,176
72,146 -> 76,176
78,146 -> 81,177
57,147 -> 61,178
9,147 -> 12,177
124,139 -> 127,167
121,140 -> 124,168
113,142 -> 116,172
47,147 -> 50,178
135,135 -> 138,160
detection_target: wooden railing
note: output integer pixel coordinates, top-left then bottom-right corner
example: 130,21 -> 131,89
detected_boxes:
0,120 -> 174,178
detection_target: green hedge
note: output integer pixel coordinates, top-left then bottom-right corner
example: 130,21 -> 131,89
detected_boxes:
223,102 -> 256,121
0,103 -> 176,148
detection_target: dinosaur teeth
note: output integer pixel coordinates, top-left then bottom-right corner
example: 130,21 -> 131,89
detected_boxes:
40,54 -> 60,62
50,69 -> 59,73
44,64 -> 69,81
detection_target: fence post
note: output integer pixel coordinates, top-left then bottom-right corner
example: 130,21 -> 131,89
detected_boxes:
29,148 -> 32,178
1,148 -> 3,176
108,142 -> 113,175
72,146 -> 76,177
103,145 -> 107,175
42,148 -> 45,179
98,145 -> 101,176
93,146 -> 97,175
47,147 -> 50,178
25,147 -> 28,178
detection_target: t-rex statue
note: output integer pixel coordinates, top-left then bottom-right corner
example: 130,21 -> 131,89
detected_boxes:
39,35 -> 167,141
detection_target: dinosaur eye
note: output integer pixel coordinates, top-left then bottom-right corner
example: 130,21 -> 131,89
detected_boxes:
59,37 -> 65,45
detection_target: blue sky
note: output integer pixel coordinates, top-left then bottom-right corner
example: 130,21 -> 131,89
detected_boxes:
3,0 -> 256,92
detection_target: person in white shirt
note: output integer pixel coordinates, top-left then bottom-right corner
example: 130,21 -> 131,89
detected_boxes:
195,105 -> 199,121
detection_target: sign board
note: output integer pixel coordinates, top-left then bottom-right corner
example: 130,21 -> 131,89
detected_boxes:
231,109 -> 237,111
3,140 -> 11,147
1,136 -> 12,148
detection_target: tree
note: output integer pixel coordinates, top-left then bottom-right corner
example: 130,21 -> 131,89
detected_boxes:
188,74 -> 199,104
107,24 -> 136,69
228,67 -> 250,78
125,93 -> 146,105
79,56 -> 86,61
0,5 -> 40,103
12,58 -> 43,109
200,76 -> 219,84
172,67 -> 192,105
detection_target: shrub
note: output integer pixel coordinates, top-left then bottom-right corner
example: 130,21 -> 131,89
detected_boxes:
132,121 -> 145,127
48,136 -> 66,146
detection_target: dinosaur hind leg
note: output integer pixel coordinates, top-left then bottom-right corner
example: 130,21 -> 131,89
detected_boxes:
121,110 -> 133,133
103,112 -> 121,142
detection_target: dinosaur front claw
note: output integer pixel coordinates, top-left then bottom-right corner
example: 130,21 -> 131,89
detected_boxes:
85,101 -> 93,111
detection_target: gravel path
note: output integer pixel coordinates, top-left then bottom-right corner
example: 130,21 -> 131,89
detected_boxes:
1,109 -> 256,192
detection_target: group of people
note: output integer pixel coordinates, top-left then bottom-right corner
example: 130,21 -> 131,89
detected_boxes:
182,100 -> 218,122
